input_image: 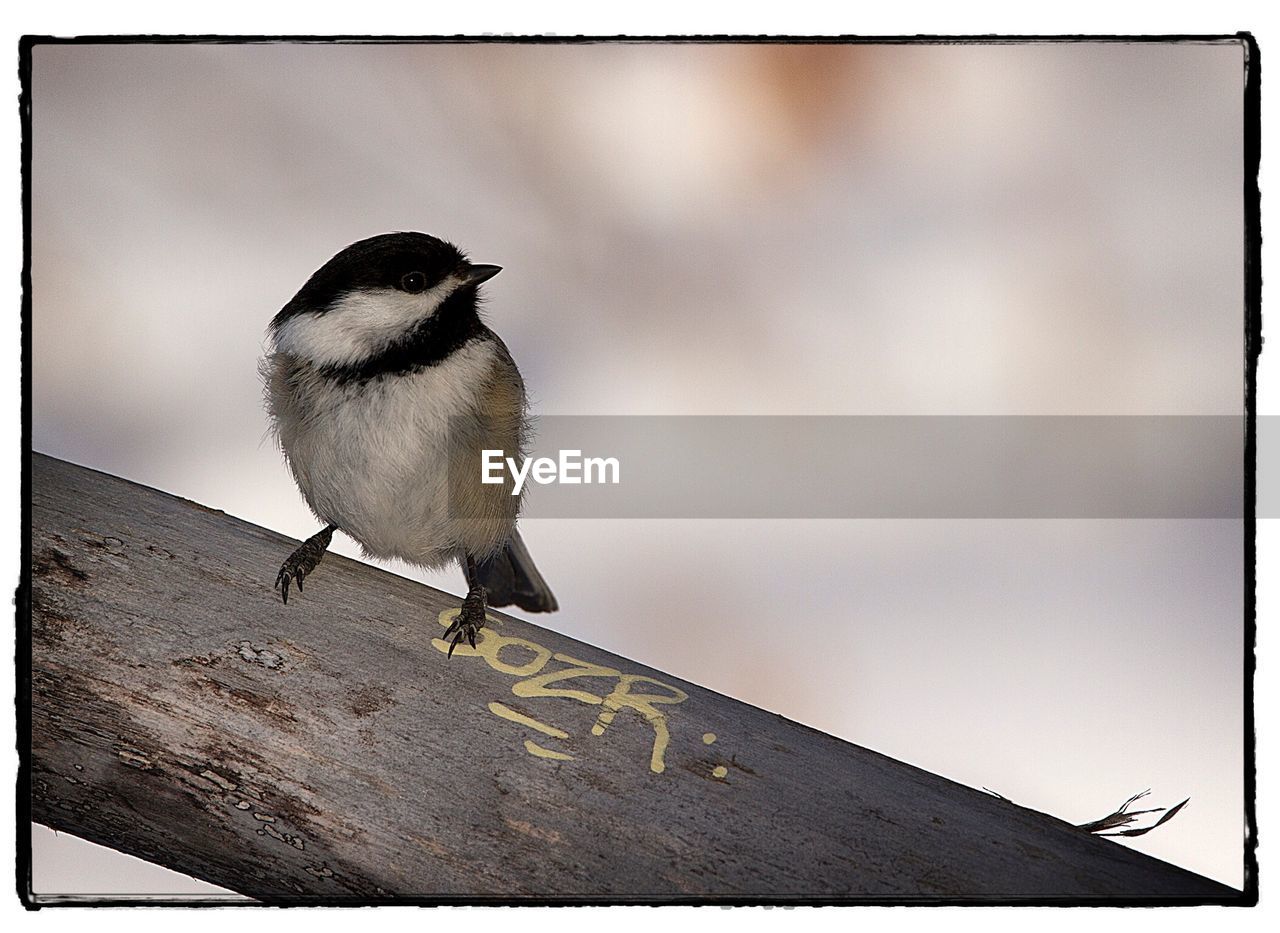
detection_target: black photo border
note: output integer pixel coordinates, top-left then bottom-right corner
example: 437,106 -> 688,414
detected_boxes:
14,32 -> 1261,908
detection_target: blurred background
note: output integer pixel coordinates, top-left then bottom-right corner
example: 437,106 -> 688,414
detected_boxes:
29,41 -> 1245,892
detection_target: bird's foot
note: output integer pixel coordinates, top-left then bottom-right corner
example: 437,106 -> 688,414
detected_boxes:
444,590 -> 488,657
274,526 -> 335,604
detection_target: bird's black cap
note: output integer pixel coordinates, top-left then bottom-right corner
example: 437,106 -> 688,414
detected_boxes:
272,232 -> 474,331
272,232 -> 504,382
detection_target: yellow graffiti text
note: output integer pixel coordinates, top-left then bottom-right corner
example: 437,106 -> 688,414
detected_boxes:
523,739 -> 574,761
488,702 -> 568,739
433,609 -> 689,773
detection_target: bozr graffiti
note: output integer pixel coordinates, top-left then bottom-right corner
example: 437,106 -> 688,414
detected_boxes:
431,608 -> 690,774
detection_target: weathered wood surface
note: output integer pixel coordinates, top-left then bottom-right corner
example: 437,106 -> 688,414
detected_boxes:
27,453 -> 1237,902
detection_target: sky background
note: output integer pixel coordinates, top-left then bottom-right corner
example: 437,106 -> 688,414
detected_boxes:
28,40 -> 1246,891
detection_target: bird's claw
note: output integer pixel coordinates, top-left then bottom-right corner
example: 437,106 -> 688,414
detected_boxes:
273,526 -> 334,605
444,598 -> 486,657
275,538 -> 326,604
275,565 -> 308,604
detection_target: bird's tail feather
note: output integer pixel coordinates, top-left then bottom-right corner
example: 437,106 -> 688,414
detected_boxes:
477,530 -> 558,613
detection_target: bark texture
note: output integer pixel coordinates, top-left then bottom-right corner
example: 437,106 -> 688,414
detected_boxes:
27,453 -> 1237,902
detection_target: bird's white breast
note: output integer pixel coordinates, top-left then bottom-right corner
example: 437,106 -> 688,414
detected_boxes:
275,339 -> 501,567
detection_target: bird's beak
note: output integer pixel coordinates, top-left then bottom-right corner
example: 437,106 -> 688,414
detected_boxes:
462,263 -> 503,286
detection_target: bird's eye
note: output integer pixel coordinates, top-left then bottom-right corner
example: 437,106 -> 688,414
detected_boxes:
400,271 -> 427,294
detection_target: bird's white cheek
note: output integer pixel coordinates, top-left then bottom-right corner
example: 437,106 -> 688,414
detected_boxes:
273,283 -> 457,368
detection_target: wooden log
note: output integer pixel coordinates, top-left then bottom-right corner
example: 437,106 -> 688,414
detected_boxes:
25,453 -> 1238,903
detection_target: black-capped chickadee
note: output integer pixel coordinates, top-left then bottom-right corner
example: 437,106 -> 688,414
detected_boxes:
262,232 -> 558,655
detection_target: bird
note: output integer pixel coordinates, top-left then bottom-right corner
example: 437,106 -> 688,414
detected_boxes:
261,232 -> 558,655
